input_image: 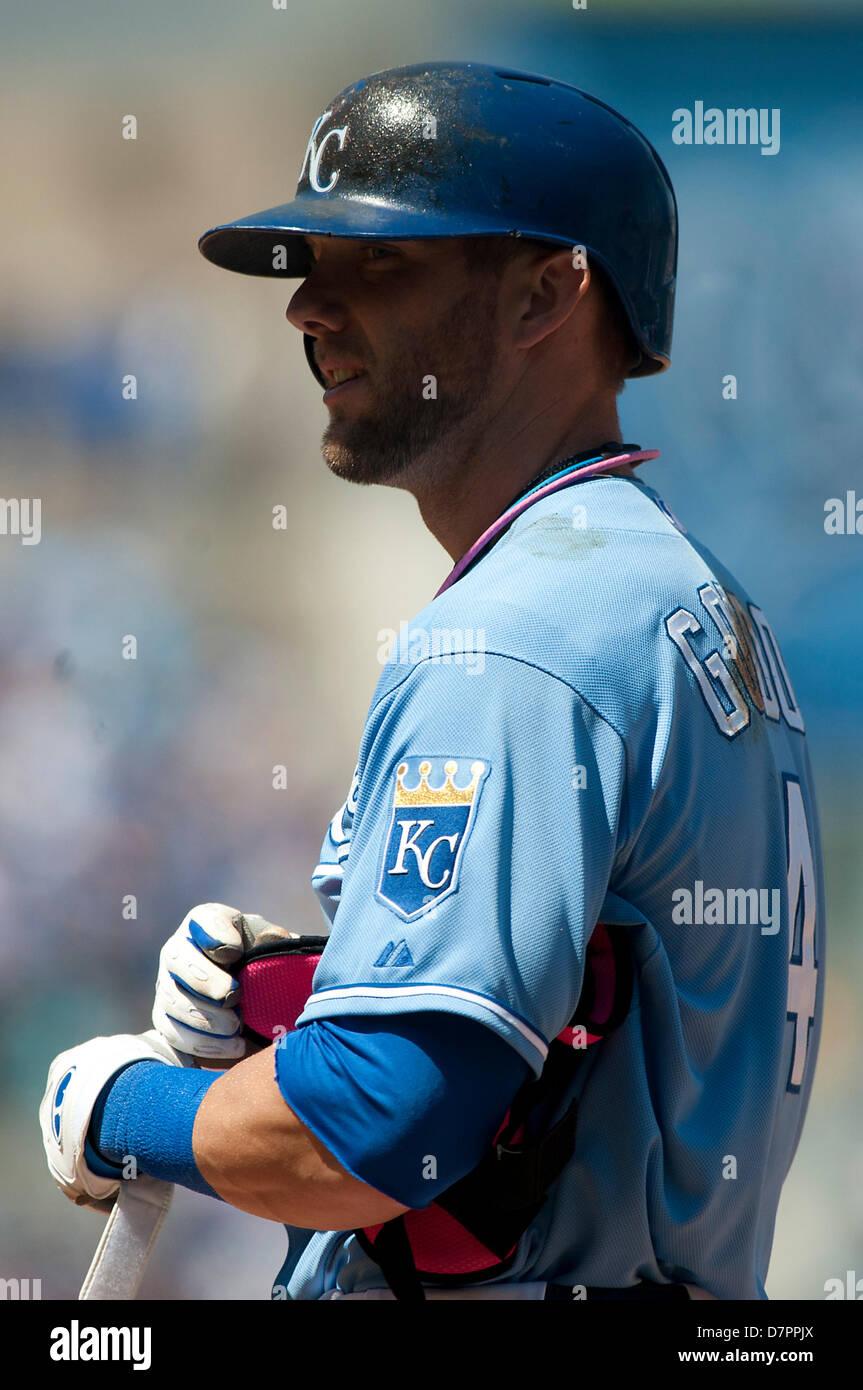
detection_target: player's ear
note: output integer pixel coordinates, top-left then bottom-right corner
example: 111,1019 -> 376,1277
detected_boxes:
510,248 -> 590,352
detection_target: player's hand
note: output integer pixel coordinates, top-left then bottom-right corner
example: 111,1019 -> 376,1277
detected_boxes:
152,903 -> 297,1060
39,1029 -> 188,1213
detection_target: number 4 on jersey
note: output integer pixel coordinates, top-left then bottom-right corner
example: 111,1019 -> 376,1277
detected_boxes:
784,775 -> 819,1093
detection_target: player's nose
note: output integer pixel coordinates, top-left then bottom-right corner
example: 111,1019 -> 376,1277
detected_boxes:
285,272 -> 349,337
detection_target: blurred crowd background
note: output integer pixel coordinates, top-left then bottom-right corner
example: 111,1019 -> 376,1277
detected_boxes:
1,0 -> 861,1299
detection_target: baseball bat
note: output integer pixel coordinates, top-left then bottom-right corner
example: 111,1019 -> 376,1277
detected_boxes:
78,1176 -> 174,1300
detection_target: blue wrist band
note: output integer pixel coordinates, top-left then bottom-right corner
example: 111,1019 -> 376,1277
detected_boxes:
88,1059 -> 224,1200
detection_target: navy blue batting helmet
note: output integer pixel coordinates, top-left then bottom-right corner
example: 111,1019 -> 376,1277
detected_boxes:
198,61 -> 678,379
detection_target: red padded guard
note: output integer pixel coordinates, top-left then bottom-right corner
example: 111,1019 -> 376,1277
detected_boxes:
237,923 -> 620,1048
235,923 -> 627,1285
237,939 -> 327,1043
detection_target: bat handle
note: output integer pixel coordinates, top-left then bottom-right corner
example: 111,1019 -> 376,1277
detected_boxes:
78,1176 -> 175,1301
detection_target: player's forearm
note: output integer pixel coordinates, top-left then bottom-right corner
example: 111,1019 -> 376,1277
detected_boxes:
192,1045 -> 410,1228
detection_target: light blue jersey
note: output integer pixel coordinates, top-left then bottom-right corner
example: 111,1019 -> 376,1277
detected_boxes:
276,472 -> 824,1300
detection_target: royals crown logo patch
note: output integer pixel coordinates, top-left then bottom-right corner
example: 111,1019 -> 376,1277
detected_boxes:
376,756 -> 490,922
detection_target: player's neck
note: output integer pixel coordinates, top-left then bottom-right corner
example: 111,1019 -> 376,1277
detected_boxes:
412,396 -> 625,562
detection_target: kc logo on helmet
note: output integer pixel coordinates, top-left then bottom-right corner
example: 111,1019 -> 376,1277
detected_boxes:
300,109 -> 349,193
376,756 -> 490,922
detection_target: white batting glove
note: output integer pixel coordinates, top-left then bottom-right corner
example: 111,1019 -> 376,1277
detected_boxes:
40,1029 -> 187,1213
152,903 -> 297,1060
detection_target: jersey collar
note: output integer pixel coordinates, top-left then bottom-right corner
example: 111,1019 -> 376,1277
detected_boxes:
435,444 -> 660,597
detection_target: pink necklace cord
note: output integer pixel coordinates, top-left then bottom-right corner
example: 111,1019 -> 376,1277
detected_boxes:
435,449 -> 660,597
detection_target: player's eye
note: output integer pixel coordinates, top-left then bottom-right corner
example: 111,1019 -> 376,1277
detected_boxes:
365,245 -> 397,260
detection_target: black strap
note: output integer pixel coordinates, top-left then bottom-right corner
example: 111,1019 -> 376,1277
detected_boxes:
241,936 -> 330,964
361,1218 -> 426,1302
496,1038 -> 582,1146
429,1042 -> 587,1261
544,1280 -> 690,1302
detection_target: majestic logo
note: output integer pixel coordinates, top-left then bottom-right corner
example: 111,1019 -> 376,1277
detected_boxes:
376,757 -> 489,922
299,109 -> 349,193
373,940 -> 415,967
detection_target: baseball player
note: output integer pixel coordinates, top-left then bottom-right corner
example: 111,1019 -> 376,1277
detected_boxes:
41,62 -> 824,1301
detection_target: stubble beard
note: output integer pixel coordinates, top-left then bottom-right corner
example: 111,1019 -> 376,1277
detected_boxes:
320,283 -> 500,490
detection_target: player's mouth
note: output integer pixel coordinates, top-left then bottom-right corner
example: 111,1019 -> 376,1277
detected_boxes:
320,364 -> 368,403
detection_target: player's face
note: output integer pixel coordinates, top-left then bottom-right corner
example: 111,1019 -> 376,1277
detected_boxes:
285,237 -> 503,486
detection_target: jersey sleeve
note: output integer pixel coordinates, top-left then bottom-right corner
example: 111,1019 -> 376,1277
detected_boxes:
274,1013 -> 530,1209
295,655 -> 627,1075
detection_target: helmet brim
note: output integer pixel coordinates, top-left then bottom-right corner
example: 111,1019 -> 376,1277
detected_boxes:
198,196 -> 522,276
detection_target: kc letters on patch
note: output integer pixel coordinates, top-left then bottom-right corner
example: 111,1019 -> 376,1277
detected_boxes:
376,756 -> 490,921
